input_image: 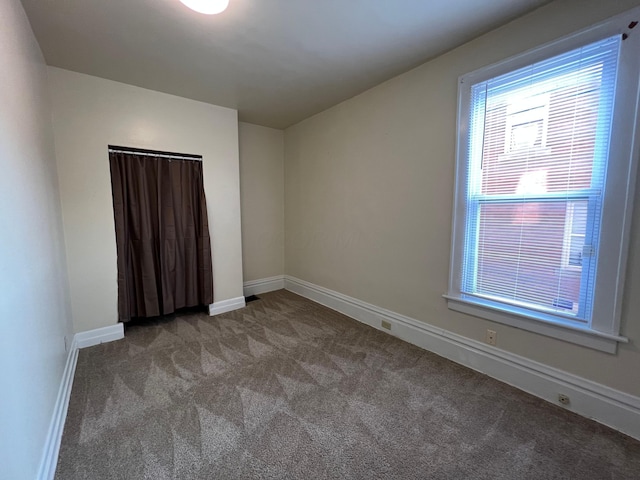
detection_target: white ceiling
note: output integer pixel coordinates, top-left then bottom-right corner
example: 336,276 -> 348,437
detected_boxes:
21,0 -> 550,129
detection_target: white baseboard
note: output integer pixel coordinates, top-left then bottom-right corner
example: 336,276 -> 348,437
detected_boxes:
75,323 -> 124,349
284,275 -> 640,441
37,336 -> 78,480
38,322 -> 126,478
209,296 -> 246,316
243,275 -> 285,296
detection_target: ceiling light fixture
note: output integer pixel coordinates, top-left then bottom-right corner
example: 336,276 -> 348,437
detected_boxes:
179,0 -> 229,15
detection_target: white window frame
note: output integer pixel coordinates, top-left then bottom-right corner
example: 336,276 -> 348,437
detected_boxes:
445,8 -> 640,353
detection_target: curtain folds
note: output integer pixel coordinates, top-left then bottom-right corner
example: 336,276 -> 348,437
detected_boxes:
109,151 -> 213,321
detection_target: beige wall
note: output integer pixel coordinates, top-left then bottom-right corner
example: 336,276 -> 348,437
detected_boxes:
48,68 -> 243,333
239,122 -> 285,281
0,1 -> 73,478
284,0 -> 640,396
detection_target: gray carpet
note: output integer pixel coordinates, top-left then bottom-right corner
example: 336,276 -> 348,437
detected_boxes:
55,290 -> 640,479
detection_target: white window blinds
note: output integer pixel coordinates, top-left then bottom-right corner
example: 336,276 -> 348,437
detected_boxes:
461,35 -> 621,323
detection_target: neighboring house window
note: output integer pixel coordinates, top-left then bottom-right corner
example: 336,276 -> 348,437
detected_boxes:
446,9 -> 640,353
561,201 -> 587,270
505,93 -> 549,153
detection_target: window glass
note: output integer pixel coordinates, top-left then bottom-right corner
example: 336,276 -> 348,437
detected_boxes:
461,36 -> 620,322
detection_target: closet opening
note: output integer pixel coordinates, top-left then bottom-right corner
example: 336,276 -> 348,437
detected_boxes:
108,145 -> 214,324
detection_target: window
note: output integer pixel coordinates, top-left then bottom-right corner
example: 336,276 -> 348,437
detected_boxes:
505,93 -> 549,153
561,202 -> 587,270
446,9 -> 640,353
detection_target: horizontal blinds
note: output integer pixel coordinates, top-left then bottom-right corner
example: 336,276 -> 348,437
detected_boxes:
462,35 -> 621,321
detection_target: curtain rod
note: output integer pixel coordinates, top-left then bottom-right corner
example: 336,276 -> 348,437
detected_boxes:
108,146 -> 202,161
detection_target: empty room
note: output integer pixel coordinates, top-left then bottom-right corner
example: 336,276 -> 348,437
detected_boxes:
2,0 -> 640,478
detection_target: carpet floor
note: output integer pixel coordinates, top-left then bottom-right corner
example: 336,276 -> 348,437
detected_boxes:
55,290 -> 640,479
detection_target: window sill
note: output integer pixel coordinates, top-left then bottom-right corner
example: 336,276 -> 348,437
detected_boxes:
443,294 -> 628,354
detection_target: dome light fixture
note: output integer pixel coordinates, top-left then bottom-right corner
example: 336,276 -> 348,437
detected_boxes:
179,0 -> 229,15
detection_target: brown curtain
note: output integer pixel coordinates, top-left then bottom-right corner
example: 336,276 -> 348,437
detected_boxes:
109,150 -> 213,321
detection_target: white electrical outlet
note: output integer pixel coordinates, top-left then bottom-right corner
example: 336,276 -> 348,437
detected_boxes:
485,329 -> 497,346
